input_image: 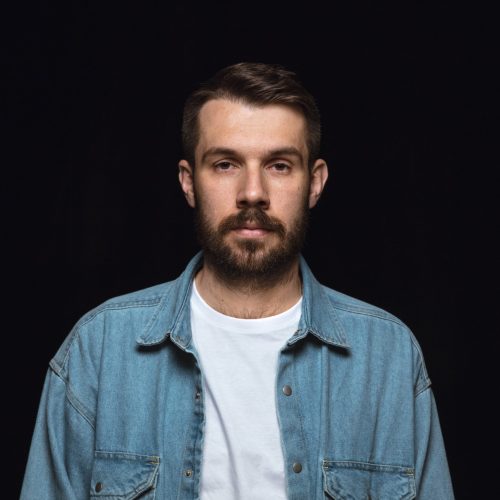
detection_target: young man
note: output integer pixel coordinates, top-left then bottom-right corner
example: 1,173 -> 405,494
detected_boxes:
22,63 -> 454,499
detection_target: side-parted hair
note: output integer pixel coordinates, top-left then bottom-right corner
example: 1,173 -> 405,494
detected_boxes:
181,62 -> 321,168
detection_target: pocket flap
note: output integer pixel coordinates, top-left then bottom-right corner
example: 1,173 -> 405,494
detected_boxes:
323,460 -> 416,500
90,451 -> 160,499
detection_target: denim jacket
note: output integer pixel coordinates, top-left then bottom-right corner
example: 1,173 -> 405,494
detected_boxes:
21,253 -> 454,499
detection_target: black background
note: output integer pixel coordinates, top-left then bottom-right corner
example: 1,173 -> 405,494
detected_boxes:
5,0 -> 498,498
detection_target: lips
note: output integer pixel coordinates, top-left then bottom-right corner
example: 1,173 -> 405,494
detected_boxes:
237,223 -> 270,231
233,225 -> 271,237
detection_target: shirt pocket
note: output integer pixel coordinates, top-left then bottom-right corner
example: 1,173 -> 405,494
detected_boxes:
90,451 -> 160,499
322,460 -> 416,500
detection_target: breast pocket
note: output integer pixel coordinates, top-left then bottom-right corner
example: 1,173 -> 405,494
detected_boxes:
90,451 -> 160,499
322,460 -> 416,500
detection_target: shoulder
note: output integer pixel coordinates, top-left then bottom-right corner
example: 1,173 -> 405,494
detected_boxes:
50,279 -> 178,375
90,280 -> 173,312
320,284 -> 431,395
323,285 -> 409,328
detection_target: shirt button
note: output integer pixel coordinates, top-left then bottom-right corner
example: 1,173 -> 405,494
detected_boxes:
292,462 -> 302,473
95,482 -> 103,492
195,391 -> 201,400
184,469 -> 193,477
282,385 -> 292,396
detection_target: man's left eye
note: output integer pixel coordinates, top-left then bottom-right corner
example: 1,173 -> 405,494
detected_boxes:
270,163 -> 290,172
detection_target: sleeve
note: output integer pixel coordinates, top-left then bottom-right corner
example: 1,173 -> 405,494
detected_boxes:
20,367 -> 95,499
414,387 -> 455,499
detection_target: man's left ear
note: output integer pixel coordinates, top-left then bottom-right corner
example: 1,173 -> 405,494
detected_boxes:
308,159 -> 329,208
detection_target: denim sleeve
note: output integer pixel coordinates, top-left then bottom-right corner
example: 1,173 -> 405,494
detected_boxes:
414,387 -> 455,499
20,368 -> 95,499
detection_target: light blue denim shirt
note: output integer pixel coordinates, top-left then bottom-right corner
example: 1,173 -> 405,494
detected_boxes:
21,253 -> 454,499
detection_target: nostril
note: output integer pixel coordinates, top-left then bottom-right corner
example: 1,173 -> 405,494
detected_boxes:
236,198 -> 269,209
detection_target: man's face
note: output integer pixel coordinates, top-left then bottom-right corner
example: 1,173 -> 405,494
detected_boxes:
179,98 -> 328,284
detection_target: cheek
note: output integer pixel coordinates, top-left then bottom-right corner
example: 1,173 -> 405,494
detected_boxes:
275,184 -> 309,212
194,186 -> 233,224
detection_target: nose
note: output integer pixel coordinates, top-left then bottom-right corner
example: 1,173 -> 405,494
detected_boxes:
236,167 -> 270,209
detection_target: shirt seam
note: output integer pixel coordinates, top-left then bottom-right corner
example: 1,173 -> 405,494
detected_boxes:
329,298 -> 432,394
414,383 -> 432,398
56,301 -> 160,369
408,334 -> 432,395
331,302 -> 407,327
78,299 -> 161,328
50,366 -> 96,430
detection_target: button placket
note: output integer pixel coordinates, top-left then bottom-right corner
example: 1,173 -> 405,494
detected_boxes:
276,349 -> 311,496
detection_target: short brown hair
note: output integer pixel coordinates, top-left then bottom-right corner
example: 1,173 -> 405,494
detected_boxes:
182,62 -> 321,168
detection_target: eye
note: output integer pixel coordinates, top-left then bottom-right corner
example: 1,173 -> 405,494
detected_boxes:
269,162 -> 291,173
215,161 -> 235,171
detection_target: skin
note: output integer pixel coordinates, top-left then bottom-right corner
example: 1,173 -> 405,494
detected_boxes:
178,98 -> 328,318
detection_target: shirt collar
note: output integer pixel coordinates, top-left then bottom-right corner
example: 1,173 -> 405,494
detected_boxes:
136,252 -> 350,350
292,256 -> 350,349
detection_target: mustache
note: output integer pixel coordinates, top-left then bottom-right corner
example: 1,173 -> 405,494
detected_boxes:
218,208 -> 286,238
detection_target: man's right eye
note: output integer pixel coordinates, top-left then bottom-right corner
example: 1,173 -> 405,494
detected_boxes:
215,161 -> 234,171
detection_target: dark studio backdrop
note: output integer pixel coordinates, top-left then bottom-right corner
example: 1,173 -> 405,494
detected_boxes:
5,1 -> 498,498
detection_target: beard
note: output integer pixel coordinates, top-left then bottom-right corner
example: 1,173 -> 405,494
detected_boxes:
193,195 -> 309,289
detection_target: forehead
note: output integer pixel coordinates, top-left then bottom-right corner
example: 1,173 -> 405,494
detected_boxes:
196,99 -> 308,155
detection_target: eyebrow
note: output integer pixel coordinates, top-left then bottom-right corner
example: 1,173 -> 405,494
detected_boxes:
201,146 -> 304,164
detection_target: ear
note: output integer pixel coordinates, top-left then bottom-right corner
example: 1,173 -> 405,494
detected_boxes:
178,160 -> 196,208
308,159 -> 329,208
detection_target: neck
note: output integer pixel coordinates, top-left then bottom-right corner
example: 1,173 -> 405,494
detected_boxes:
194,257 -> 302,319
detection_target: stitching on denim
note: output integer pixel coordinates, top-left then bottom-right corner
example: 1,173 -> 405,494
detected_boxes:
300,290 -> 349,347
50,368 -> 96,430
414,375 -> 432,396
176,412 -> 193,499
169,280 -> 195,348
91,453 -> 160,498
58,328 -> 77,372
175,353 -> 202,499
56,300 -> 161,369
52,327 -> 79,371
94,450 -> 160,460
65,379 -> 96,429
322,459 -> 415,473
161,256 -> 203,346
331,301 -> 407,327
77,299 -> 161,329
139,284 -> 176,344
290,351 -> 311,485
327,295 -> 433,393
414,384 -> 432,399
49,357 -> 64,377
408,335 -> 431,394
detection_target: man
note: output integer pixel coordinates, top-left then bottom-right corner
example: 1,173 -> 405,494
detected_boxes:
22,62 -> 454,499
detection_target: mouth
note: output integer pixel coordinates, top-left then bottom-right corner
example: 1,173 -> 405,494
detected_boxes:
232,224 -> 272,238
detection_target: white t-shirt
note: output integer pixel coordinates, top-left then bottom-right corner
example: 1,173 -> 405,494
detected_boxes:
190,282 -> 302,500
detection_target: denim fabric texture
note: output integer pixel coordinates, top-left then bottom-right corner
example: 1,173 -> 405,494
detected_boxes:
21,252 -> 454,499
